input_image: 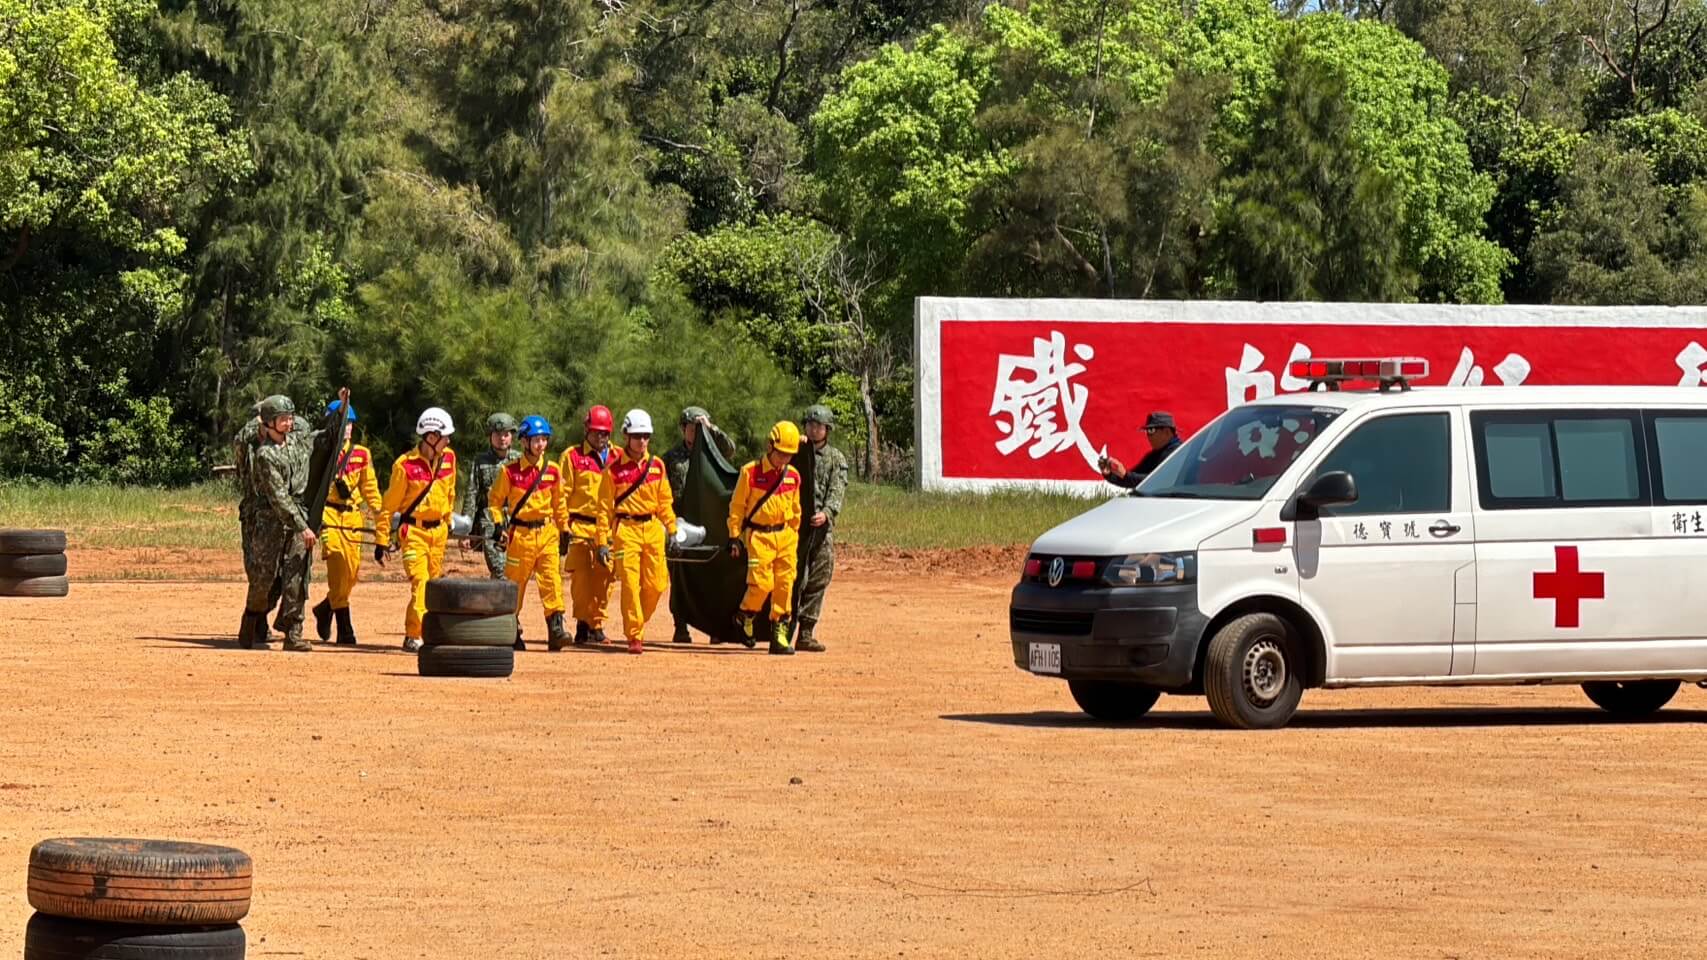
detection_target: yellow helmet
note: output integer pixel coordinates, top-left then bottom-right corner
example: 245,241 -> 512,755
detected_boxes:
768,420 -> 802,455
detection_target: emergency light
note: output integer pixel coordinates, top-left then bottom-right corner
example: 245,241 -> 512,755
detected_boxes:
1286,357 -> 1429,392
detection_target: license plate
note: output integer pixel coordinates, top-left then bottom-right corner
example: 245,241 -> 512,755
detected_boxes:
1028,642 -> 1061,675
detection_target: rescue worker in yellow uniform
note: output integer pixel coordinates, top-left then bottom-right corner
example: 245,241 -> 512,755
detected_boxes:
375,407 -> 458,652
727,422 -> 804,655
596,409 -> 677,655
558,405 -> 615,647
490,415 -> 572,652
310,399 -> 382,645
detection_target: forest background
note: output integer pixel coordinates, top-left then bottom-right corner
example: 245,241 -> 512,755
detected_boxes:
7,0 -> 1707,485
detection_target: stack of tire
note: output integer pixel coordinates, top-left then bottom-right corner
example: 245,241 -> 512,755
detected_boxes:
25,838 -> 251,960
0,529 -> 69,598
420,577 -> 518,678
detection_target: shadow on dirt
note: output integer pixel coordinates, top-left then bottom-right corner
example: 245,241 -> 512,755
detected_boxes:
138,635 -> 404,656
942,706 -> 1707,730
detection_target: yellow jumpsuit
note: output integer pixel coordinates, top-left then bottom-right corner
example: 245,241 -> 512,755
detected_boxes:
596,451 -> 677,644
728,459 -> 803,619
377,447 -> 458,640
320,442 -> 382,609
489,452 -> 569,620
558,442 -> 612,629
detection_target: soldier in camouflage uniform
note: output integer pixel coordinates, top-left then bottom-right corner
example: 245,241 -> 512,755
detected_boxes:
461,413 -> 521,578
240,395 -> 320,652
234,403 -> 310,635
795,405 -> 849,652
663,405 -> 736,643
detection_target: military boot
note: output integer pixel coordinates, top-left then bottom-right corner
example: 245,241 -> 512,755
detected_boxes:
768,618 -> 794,656
672,621 -> 692,644
333,607 -> 357,645
312,599 -> 333,642
547,613 -> 570,651
590,627 -> 609,645
514,626 -> 526,652
238,612 -> 269,650
573,620 -> 590,646
796,620 -> 826,653
283,633 -> 313,652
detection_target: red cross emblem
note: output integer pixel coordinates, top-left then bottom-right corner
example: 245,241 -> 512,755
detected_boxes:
1532,545 -> 1605,629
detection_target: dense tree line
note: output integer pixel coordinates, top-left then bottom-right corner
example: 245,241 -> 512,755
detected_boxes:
6,0 -> 1707,483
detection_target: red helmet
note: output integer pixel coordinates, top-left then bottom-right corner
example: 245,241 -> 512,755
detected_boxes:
585,405 -> 614,432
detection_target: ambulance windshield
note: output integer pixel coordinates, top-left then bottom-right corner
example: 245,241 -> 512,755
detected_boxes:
1137,404 -> 1342,501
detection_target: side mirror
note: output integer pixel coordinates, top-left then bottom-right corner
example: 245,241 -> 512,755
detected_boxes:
1279,471 -> 1358,522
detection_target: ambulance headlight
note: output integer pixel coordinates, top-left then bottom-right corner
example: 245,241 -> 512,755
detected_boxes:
1103,552 -> 1195,586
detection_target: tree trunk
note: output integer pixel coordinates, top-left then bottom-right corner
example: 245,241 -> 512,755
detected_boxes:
859,365 -> 880,482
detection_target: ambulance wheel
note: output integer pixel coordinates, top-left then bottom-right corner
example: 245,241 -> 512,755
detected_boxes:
1581,680 -> 1679,717
1067,680 -> 1160,723
1203,613 -> 1303,730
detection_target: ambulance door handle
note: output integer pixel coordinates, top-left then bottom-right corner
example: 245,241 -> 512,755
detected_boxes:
1429,520 -> 1460,538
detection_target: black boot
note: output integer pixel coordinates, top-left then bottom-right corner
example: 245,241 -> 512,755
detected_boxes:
573,620 -> 590,646
334,607 -> 357,645
590,627 -> 608,644
239,612 -> 269,649
547,613 -> 570,651
312,599 -> 333,642
796,620 -> 826,653
514,626 -> 526,652
672,621 -> 692,644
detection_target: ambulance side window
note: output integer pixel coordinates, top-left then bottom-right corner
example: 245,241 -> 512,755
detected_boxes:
1472,411 -> 1648,509
1649,413 -> 1707,504
1312,413 -> 1450,516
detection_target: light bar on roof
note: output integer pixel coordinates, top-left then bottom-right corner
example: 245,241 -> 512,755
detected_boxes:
1286,357 -> 1429,390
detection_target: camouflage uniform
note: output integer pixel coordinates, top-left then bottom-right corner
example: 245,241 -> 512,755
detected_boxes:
797,413 -> 849,645
235,411 -> 308,620
663,407 -> 735,642
464,445 -> 522,578
244,397 -> 317,650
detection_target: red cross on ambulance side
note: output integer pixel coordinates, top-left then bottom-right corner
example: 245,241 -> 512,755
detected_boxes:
1532,545 -> 1605,629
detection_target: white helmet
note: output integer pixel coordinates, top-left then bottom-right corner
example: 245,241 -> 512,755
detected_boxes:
416,406 -> 455,436
622,409 -> 654,435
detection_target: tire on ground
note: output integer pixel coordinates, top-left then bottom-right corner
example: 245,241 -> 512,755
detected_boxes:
1581,679 -> 1679,717
0,554 -> 68,578
0,576 -> 70,598
28,839 -> 251,926
0,529 -> 66,555
424,577 -> 517,616
1067,679 -> 1161,723
422,612 -> 519,648
1202,612 -> 1305,730
418,644 -> 515,678
25,913 -> 244,960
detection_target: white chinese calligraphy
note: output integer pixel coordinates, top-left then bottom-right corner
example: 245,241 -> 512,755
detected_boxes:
1224,342 -> 1535,411
1678,341 -> 1707,387
1226,344 -> 1277,408
1446,347 -> 1531,387
990,331 -> 1104,469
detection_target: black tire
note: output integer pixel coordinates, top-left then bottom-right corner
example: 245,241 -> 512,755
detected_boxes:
422,612 -> 519,648
0,575 -> 70,598
1202,613 -> 1304,730
0,529 -> 66,555
1582,679 -> 1679,717
1067,679 -> 1161,723
424,577 -> 516,616
28,839 -> 251,926
25,914 -> 244,960
0,553 -> 68,577
418,644 -> 515,678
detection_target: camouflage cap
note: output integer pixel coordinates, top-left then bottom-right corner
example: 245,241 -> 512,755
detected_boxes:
680,406 -> 710,425
486,412 -> 519,434
257,395 -> 295,421
803,404 -> 835,427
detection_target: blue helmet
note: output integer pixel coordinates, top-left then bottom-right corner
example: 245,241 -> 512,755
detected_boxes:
518,415 -> 553,439
327,399 -> 356,423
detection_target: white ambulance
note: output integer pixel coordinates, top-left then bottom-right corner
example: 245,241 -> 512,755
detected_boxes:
1009,357 -> 1707,729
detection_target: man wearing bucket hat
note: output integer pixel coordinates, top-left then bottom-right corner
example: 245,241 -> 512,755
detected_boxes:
462,412 -> 522,578
1098,411 -> 1183,489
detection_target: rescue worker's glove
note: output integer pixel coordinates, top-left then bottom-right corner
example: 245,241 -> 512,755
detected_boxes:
597,546 -> 612,567
558,536 -> 570,558
727,539 -> 745,561
373,545 -> 386,566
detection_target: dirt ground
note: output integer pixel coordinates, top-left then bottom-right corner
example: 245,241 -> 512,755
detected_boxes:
2,549 -> 1706,959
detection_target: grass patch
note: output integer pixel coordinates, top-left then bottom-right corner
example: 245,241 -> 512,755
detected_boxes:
1,480 -> 1098,554
0,482 -> 241,550
835,482 -> 1093,551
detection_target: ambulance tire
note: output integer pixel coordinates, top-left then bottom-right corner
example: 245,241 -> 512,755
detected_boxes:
422,612 -> 519,647
1203,613 -> 1303,730
0,529 -> 66,555
28,839 -> 252,926
1067,680 -> 1161,724
424,577 -> 517,616
417,644 -> 515,678
0,554 -> 68,577
1,576 -> 70,598
24,914 -> 244,960
1581,680 -> 1679,717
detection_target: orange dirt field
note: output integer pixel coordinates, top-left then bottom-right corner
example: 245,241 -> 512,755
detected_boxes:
2,548 -> 1706,958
